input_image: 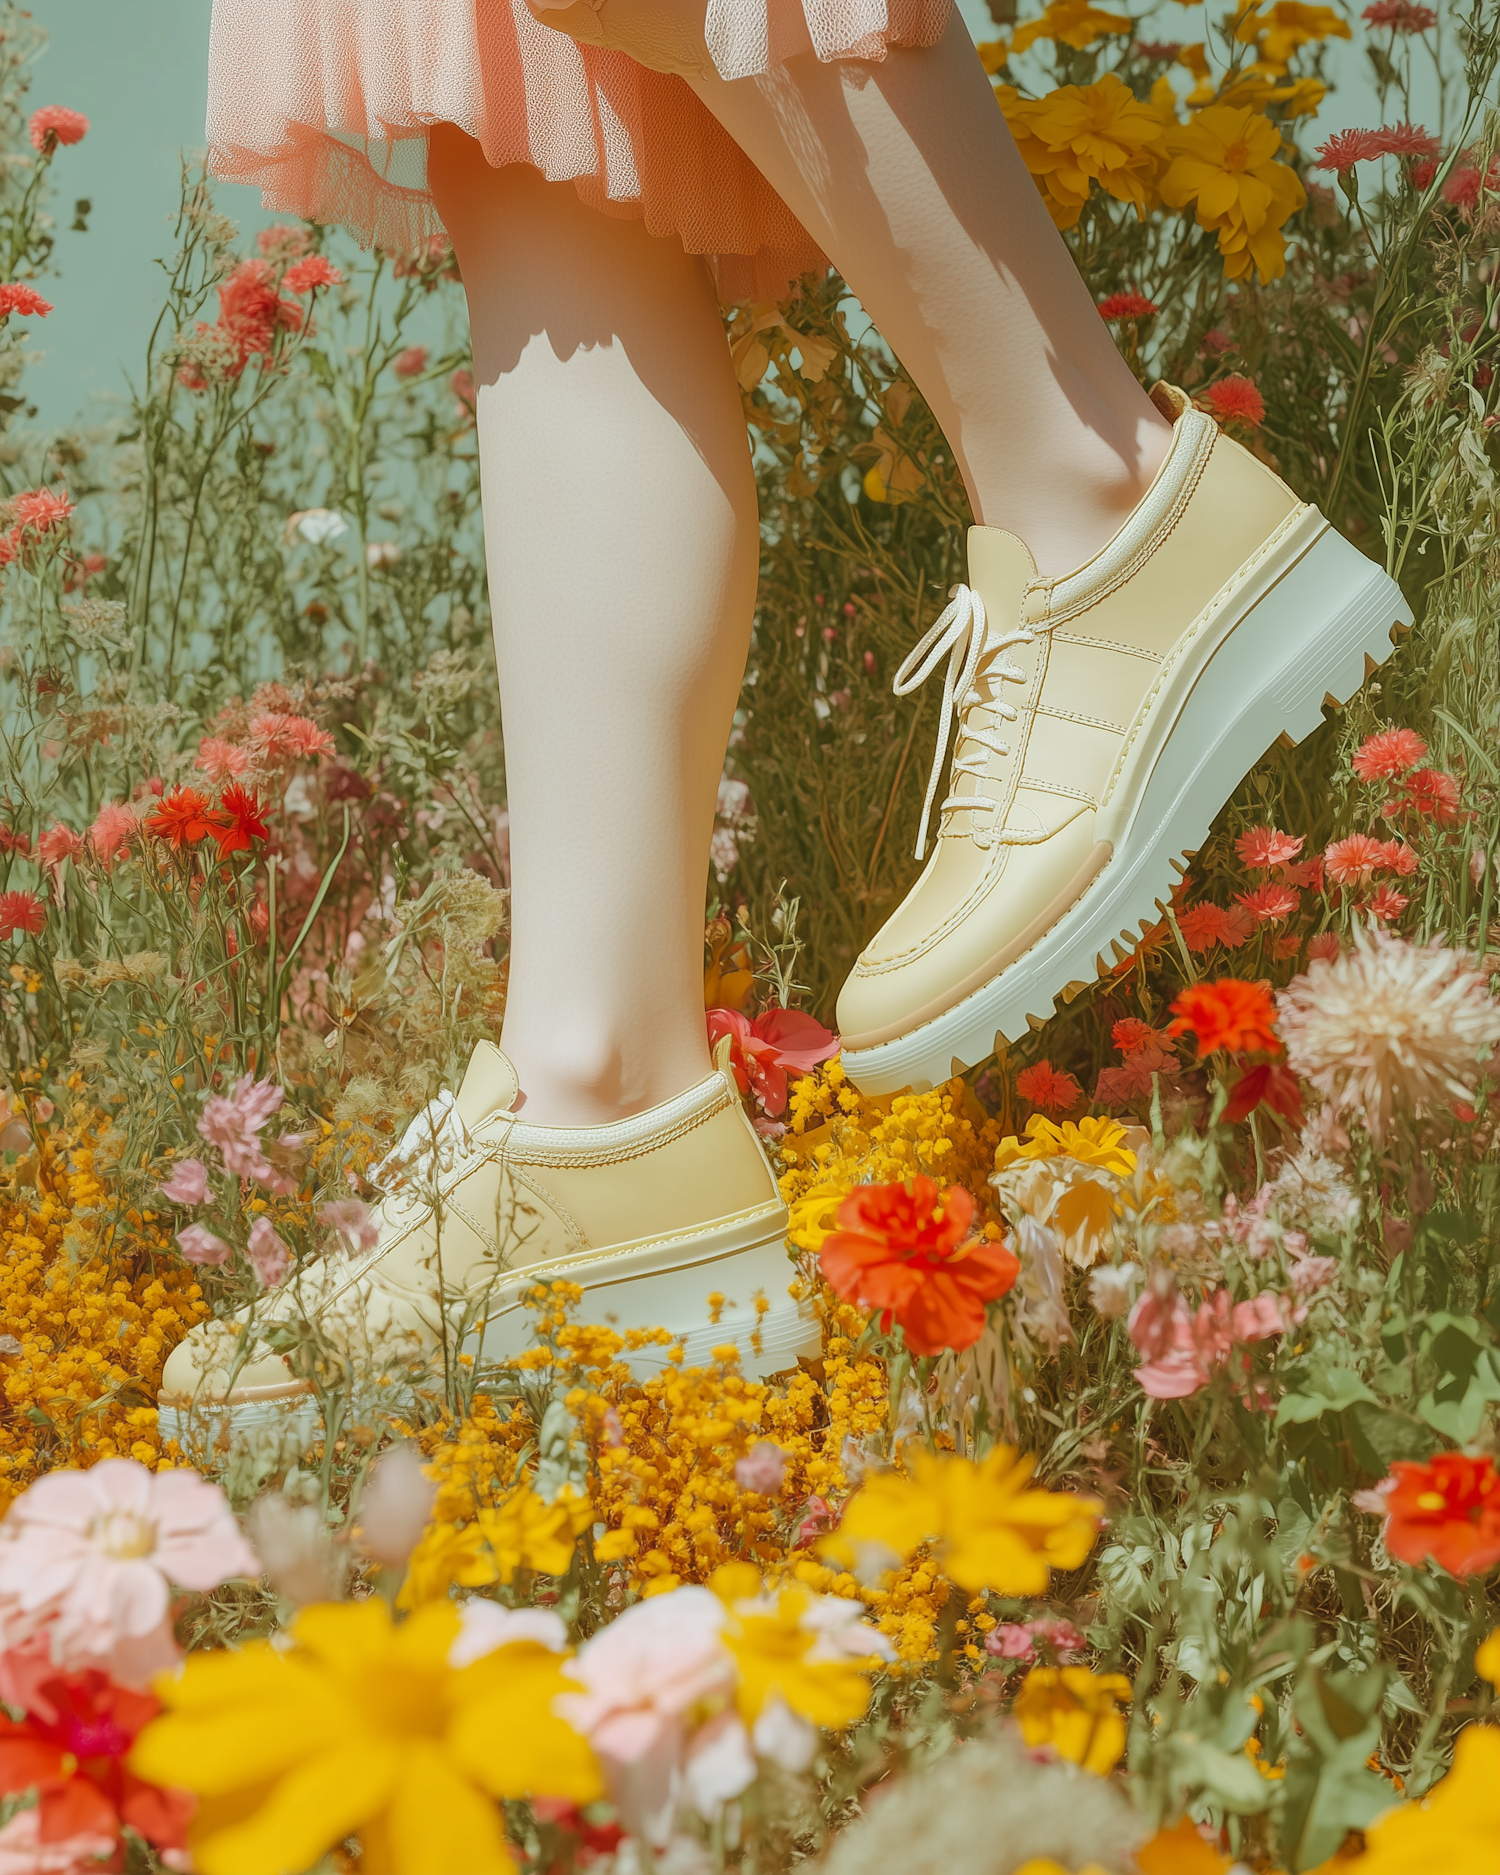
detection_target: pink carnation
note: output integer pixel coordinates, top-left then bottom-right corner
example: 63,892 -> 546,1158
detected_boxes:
318,1199 -> 378,1252
1324,833 -> 1388,886
28,107 -> 88,152
1352,726 -> 1427,779
1234,826 -> 1304,870
176,1224 -> 230,1266
0,1458 -> 258,1684
157,1158 -> 209,1205
247,1215 -> 292,1287
393,346 -> 429,379
87,802 -> 136,865
36,825 -> 83,874
9,487 -> 73,534
197,1073 -> 285,1181
1127,1285 -> 1290,1400
250,712 -> 336,762
0,284 -> 51,318
195,736 -> 249,784
282,255 -> 345,294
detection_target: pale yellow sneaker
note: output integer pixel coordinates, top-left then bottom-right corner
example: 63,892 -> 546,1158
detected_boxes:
837,384 -> 1413,1094
157,1041 -> 810,1440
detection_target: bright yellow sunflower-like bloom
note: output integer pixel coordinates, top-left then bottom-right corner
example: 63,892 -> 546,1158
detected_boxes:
820,1446 -> 1102,1594
995,1113 -> 1139,1178
1011,0 -> 1132,53
1234,0 -> 1350,74
1159,103 -> 1306,281
1014,1665 -> 1134,1775
712,1562 -> 886,1730
1339,1722 -> 1500,1874
1000,75 -> 1169,228
129,1598 -> 602,1875
398,1483 -> 593,1608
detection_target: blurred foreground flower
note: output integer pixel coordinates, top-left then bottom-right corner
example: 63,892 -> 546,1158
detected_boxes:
819,1176 -> 1018,1354
1362,1452 -> 1500,1577
130,1598 -> 601,1875
1339,1721 -> 1499,1873
821,1447 -> 1101,1593
1014,1664 -> 1133,1773
706,1006 -> 838,1117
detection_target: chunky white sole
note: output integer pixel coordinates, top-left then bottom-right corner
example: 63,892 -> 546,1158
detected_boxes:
842,522 -> 1413,1095
156,1209 -> 816,1452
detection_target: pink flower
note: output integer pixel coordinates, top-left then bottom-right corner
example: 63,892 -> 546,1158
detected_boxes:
1289,1252 -> 1339,1294
554,1587 -> 746,1840
393,346 -> 429,379
1363,0 -> 1437,26
734,1442 -> 787,1495
157,1159 -> 209,1205
36,826 -> 83,875
1127,1285 -> 1290,1399
1235,826 -> 1305,870
176,1224 -> 230,1266
1377,121 -> 1440,156
86,803 -> 136,866
1324,834 -> 1388,886
282,255 -> 344,294
247,1216 -> 291,1288
1174,902 -> 1255,953
1367,884 -> 1410,921
0,1809 -> 119,1875
249,713 -> 335,763
0,1459 -> 258,1684
1236,883 -> 1300,923
983,1616 -> 1087,1662
27,107 -> 88,152
1387,767 -> 1464,825
0,285 -> 51,319
451,368 -> 477,418
1314,128 -> 1394,171
194,737 -> 249,784
1095,1044 -> 1178,1107
1379,839 -> 1419,876
257,224 -> 312,261
1307,932 -> 1342,963
318,1199 -> 378,1252
9,488 -> 73,534
1352,726 -> 1427,779
706,1007 -> 839,1118
197,1074 -> 284,1181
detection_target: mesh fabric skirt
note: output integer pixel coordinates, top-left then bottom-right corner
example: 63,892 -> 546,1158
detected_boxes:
207,0 -> 951,300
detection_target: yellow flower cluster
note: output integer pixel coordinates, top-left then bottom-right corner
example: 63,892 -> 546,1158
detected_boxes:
1160,104 -> 1308,282
779,1060 -> 1005,1255
1000,75 -> 1177,230
0,1127 -> 208,1507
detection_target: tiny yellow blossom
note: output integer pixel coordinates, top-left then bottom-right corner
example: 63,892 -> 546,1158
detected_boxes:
1014,1665 -> 1133,1774
130,1598 -> 602,1875
821,1446 -> 1102,1595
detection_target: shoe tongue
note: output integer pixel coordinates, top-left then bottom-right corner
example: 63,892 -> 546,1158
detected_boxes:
966,527 -> 1038,625
454,1041 -> 519,1125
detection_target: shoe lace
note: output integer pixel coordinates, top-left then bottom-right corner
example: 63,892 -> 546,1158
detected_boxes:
371,1087 -> 475,1197
893,583 -> 1055,860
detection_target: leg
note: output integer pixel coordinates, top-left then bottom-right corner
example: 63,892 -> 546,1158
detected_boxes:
527,3 -> 1170,574
427,134 -> 758,1125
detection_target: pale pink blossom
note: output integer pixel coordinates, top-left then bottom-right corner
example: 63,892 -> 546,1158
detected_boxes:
0,1458 -> 259,1683
0,1810 -> 118,1875
247,1216 -> 291,1287
1127,1285 -> 1292,1399
157,1158 -> 209,1205
195,736 -> 249,784
1289,1253 -> 1340,1294
734,1441 -> 787,1495
984,1616 -> 1087,1662
250,713 -> 335,763
86,802 -> 136,865
356,1446 -> 437,1571
36,825 -> 83,875
197,1074 -> 284,1181
451,1600 -> 566,1665
318,1198 -> 378,1252
176,1224 -> 230,1266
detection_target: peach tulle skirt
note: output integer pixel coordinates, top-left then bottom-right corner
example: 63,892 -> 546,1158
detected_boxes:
207,0 -> 950,300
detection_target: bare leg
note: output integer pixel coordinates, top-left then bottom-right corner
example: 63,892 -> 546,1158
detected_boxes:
527,3 -> 1171,573
427,134 -> 757,1125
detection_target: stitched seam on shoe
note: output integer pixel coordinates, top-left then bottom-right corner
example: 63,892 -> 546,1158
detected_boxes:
1034,703 -> 1130,733
1051,631 -> 1160,660
503,1101 -> 729,1168
1019,777 -> 1098,803
1098,502 -> 1318,808
491,1201 -> 790,1285
471,1074 -> 733,1159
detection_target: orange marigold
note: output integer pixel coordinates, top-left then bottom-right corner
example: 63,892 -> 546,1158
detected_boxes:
1167,979 -> 1280,1058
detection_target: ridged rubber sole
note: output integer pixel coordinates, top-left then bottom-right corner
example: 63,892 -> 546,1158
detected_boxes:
842,526 -> 1413,1094
156,1214 -> 817,1450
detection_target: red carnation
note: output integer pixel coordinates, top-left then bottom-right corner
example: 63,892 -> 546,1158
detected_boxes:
1015,1060 -> 1083,1115
0,284 -> 51,319
0,891 -> 44,940
214,784 -> 270,857
1168,979 -> 1280,1058
1200,375 -> 1265,426
28,106 -> 88,152
1097,292 -> 1160,321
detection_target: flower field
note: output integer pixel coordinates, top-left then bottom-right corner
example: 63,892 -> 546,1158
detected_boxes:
0,0 -> 1496,1869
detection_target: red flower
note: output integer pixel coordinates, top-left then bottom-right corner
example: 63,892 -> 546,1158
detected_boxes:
1367,883 -> 1410,921
1387,766 -> 1464,824
1352,729 -> 1427,781
1175,902 -> 1254,953
1234,825 -> 1304,870
27,106 -> 89,152
1200,375 -> 1265,426
0,1657 -> 192,1851
1111,1017 -> 1174,1055
214,784 -> 270,857
1377,121 -> 1441,156
146,788 -> 223,850
1097,292 -> 1159,321
1307,931 -> 1341,962
213,259 -> 304,376
1363,0 -> 1437,26
0,891 -> 44,940
1314,127 -> 1395,172
9,487 -> 73,534
1167,979 -> 1280,1058
1380,1453 -> 1500,1576
1095,1045 -> 1177,1106
819,1177 -> 1019,1356
1379,838 -> 1419,876
1014,1060 -> 1083,1115
707,1006 -> 839,1118
1324,833 -> 1389,886
0,284 -> 51,318
1443,156 -> 1500,210
250,712 -> 336,762
1223,1061 -> 1305,1125
394,346 -> 429,379
282,255 -> 345,294
1236,883 -> 1300,924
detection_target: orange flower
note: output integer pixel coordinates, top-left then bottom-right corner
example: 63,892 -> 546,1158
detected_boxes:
145,787 -> 223,850
1015,1060 -> 1083,1115
1380,1453 -> 1500,1577
1168,980 -> 1280,1058
214,784 -> 270,858
818,1177 -> 1019,1356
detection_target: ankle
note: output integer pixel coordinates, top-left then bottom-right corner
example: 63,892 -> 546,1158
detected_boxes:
502,1026 -> 710,1127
